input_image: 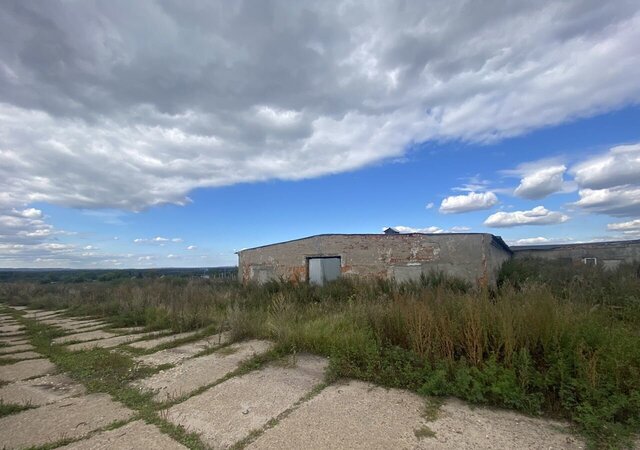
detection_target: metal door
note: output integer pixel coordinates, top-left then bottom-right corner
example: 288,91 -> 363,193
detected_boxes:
308,257 -> 341,285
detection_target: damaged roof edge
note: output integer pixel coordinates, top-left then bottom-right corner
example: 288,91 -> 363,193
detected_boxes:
236,233 -> 513,254
491,235 -> 513,254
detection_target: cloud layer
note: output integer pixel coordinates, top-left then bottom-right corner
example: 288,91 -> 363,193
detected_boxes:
1,1 -> 640,212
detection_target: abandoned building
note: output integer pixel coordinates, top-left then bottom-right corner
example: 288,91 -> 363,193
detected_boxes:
511,239 -> 640,270
237,233 -> 512,287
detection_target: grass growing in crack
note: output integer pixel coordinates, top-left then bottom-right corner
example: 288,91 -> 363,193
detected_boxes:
414,425 -> 436,439
230,359 -> 337,450
0,357 -> 21,365
422,398 -> 443,421
158,346 -> 288,408
0,400 -> 34,417
121,325 -> 222,356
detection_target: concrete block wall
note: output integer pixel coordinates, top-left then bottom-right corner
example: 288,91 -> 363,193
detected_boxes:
238,233 -> 512,287
512,240 -> 640,270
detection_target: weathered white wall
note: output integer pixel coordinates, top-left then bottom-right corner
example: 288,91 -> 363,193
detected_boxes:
238,233 -> 511,287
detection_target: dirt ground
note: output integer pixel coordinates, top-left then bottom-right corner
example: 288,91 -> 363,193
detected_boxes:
0,305 -> 610,449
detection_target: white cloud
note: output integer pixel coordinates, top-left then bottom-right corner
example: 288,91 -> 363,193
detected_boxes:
439,192 -> 498,214
83,245 -> 97,250
572,187 -> 640,217
484,206 -> 569,227
607,219 -> 640,233
507,236 -> 575,245
133,236 -> 181,244
392,225 -> 444,234
0,2 -> 638,213
186,245 -> 197,250
513,164 -> 567,199
16,208 -> 43,219
569,143 -> 640,217
425,202 -> 434,209
508,237 -> 552,245
572,144 -> 640,190
387,225 -> 471,234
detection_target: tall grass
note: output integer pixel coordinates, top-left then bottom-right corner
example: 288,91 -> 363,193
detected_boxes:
1,260 -> 639,447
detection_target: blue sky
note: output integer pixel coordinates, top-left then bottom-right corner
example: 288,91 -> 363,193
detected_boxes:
1,1 -> 640,268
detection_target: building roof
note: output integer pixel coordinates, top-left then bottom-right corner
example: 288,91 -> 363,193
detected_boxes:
237,233 -> 512,254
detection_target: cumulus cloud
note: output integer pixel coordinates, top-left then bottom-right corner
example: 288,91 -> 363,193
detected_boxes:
572,144 -> 640,189
0,1 -> 639,212
606,219 -> 640,234
512,164 -> 567,199
607,219 -> 640,238
484,206 -> 569,227
572,187 -> 640,216
186,245 -> 197,250
569,144 -> 640,216
439,192 -> 498,214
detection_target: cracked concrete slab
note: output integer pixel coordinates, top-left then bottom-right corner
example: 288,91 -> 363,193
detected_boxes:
43,319 -> 109,332
53,330 -> 116,345
166,354 -> 328,449
0,343 -> 35,354
25,310 -> 65,320
0,324 -> 25,333
127,330 -> 201,350
0,393 -> 134,449
0,331 -> 26,338
0,373 -> 86,406
58,420 -> 188,450
111,326 -> 147,334
54,325 -> 109,335
135,339 -> 273,402
417,397 -> 582,449
0,350 -> 41,360
249,381 -> 582,450
0,358 -> 56,382
66,331 -> 163,351
248,380 -> 424,450
135,333 -> 230,367
0,337 -> 29,346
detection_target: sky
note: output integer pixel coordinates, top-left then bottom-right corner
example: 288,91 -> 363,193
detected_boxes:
1,0 -> 640,268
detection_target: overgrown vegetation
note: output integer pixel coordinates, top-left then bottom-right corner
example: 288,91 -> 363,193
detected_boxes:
2,259 -> 639,448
